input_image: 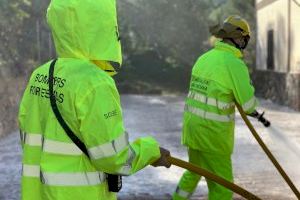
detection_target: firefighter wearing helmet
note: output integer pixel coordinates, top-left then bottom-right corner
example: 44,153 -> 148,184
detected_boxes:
172,15 -> 258,200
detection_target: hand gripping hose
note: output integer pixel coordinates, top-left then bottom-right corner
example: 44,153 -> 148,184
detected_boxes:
167,156 -> 262,200
236,103 -> 300,199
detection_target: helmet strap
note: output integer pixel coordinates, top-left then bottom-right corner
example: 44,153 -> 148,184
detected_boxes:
229,38 -> 242,50
227,36 -> 249,50
242,36 -> 250,49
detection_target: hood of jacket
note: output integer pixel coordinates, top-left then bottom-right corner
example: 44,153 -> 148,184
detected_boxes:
47,0 -> 122,74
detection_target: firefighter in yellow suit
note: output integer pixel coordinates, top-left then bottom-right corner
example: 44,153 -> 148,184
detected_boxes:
173,16 -> 258,200
18,0 -> 170,199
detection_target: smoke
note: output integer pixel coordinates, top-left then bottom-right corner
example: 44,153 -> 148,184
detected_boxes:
268,126 -> 300,160
267,126 -> 300,187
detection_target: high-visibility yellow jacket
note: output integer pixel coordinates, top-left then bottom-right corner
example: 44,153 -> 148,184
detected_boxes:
18,1 -> 160,199
182,41 -> 257,155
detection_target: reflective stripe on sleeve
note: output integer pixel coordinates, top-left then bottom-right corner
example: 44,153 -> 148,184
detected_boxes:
88,132 -> 129,160
43,139 -> 82,156
175,186 -> 192,199
117,145 -> 136,176
242,96 -> 257,112
185,105 -> 234,122
188,91 -> 234,110
41,171 -> 106,186
22,164 -> 40,177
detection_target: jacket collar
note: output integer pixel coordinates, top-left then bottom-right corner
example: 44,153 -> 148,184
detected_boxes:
214,41 -> 243,58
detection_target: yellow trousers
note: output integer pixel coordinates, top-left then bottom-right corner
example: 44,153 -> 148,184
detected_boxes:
172,148 -> 233,200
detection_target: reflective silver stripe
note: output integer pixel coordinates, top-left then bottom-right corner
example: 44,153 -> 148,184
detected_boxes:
22,164 -> 105,186
43,139 -> 82,156
42,171 -> 106,186
21,132 -> 82,155
185,105 -> 234,122
175,187 -> 192,199
188,91 -> 234,110
242,96 -> 257,111
118,165 -> 131,176
22,164 -> 40,177
24,133 -> 42,146
118,145 -> 136,176
22,132 -> 132,159
88,132 -> 129,160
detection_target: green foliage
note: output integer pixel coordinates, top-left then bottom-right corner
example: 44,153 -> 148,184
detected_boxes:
0,0 -> 30,70
116,0 -> 256,93
0,0 -> 255,93
117,0 -> 213,93
0,0 -> 51,77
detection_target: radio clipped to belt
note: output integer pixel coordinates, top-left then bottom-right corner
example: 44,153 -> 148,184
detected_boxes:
107,174 -> 122,192
48,59 -> 122,192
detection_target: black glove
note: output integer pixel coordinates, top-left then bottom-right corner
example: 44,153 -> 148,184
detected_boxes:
248,110 -> 271,127
151,147 -> 171,168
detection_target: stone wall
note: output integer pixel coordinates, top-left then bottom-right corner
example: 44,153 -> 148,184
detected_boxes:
286,72 -> 300,109
252,69 -> 300,110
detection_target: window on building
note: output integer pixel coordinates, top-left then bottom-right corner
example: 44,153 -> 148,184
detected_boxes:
267,30 -> 274,70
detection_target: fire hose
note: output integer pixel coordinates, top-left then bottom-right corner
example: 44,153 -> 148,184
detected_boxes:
235,103 -> 300,199
167,103 -> 300,199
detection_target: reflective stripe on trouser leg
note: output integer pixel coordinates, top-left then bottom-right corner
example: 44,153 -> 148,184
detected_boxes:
173,169 -> 201,200
173,186 -> 193,200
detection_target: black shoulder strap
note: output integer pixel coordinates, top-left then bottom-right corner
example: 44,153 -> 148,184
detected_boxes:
48,59 -> 122,193
48,59 -> 90,158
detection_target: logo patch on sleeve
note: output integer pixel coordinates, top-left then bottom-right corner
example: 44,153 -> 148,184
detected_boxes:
104,109 -> 118,119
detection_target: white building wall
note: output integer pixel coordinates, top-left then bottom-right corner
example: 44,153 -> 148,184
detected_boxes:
290,0 -> 300,73
256,0 -> 288,72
